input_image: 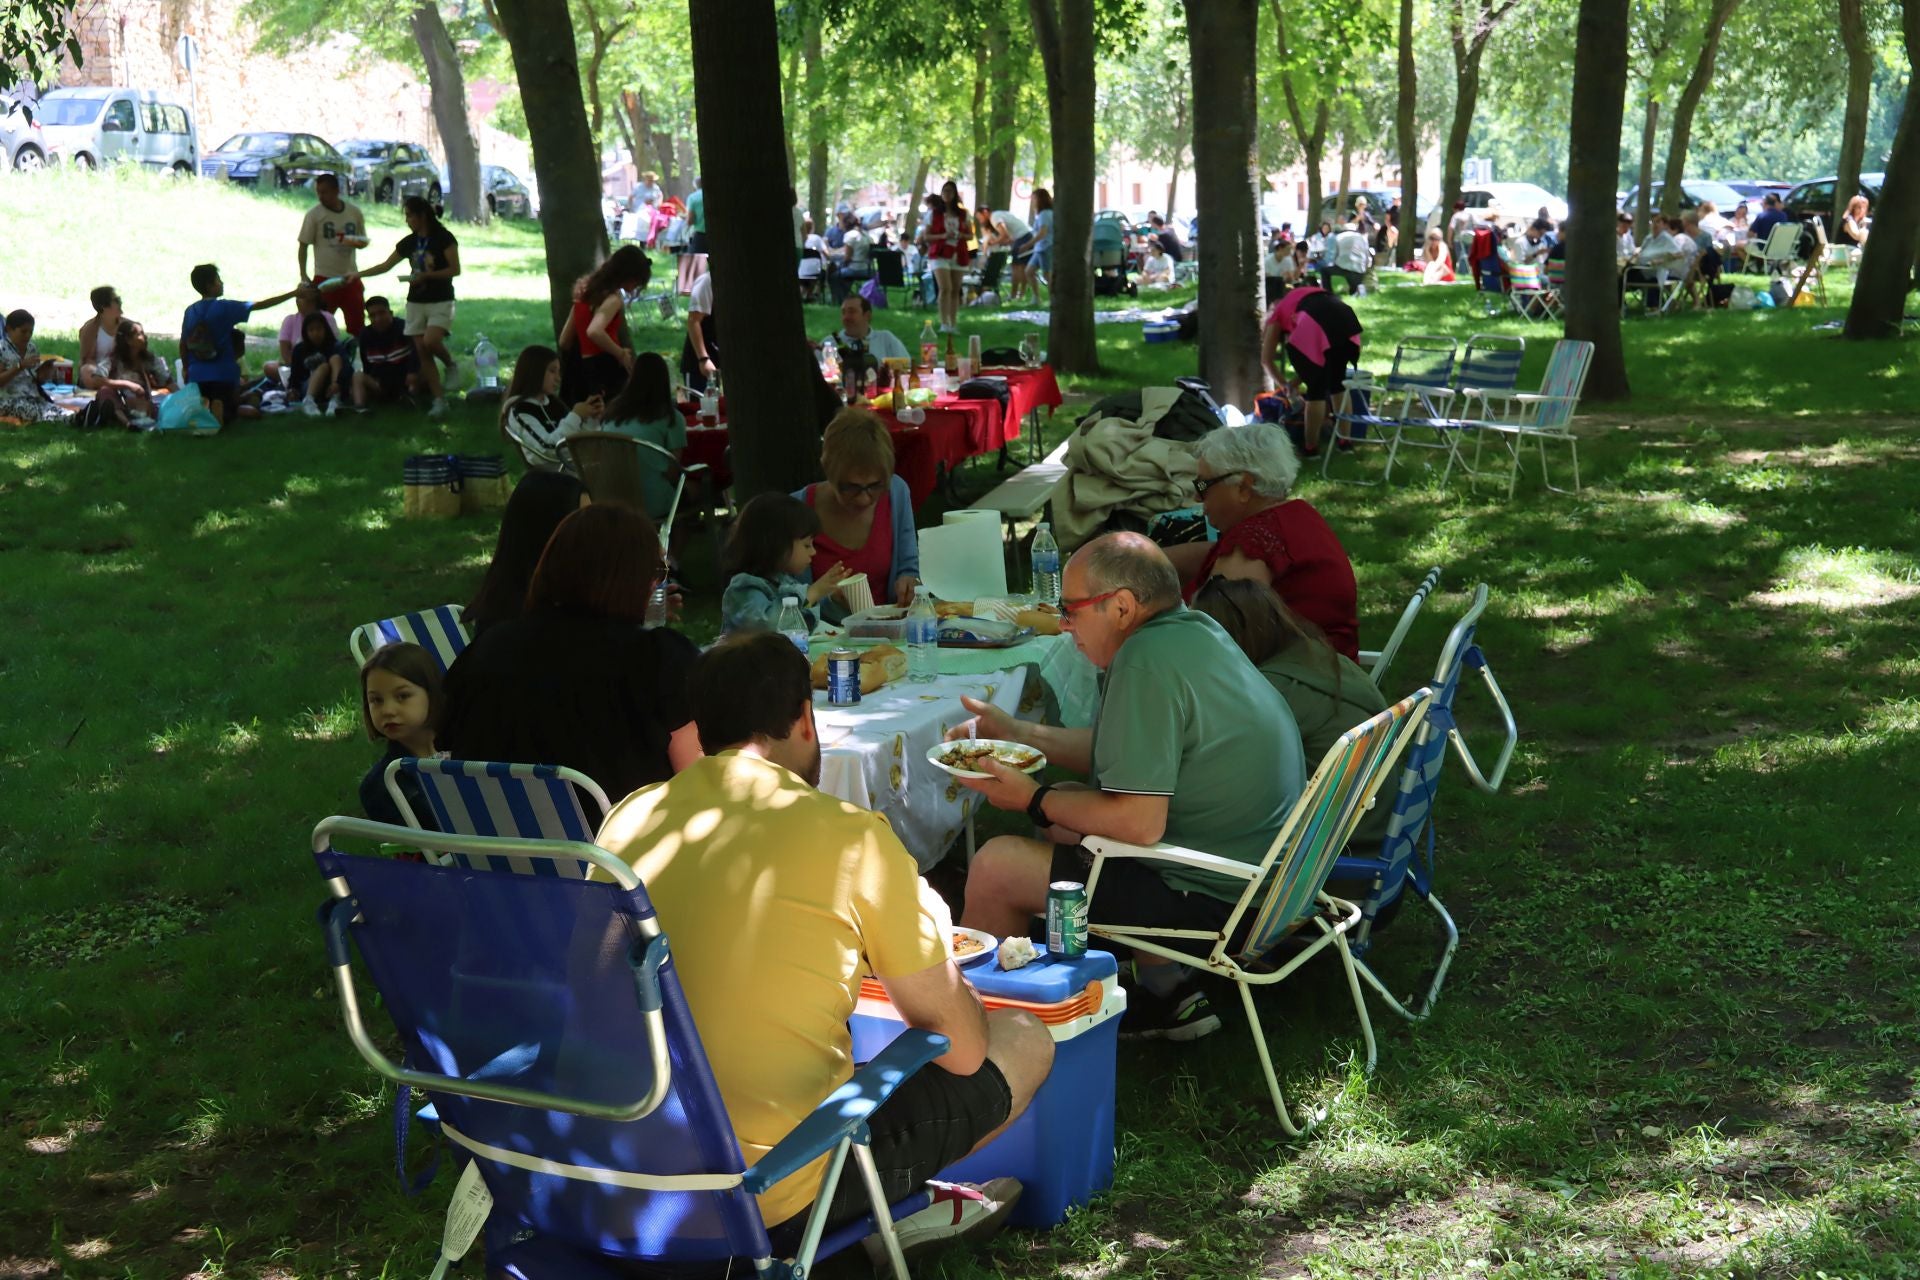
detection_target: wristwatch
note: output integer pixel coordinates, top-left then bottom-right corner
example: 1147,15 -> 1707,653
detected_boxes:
1026,782 -> 1056,829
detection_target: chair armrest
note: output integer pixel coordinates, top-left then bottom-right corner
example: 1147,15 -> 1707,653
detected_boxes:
1394,382 -> 1457,401
1082,836 -> 1260,881
742,1028 -> 951,1195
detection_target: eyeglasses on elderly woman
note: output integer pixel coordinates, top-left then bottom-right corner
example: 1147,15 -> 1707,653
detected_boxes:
1193,469 -> 1245,498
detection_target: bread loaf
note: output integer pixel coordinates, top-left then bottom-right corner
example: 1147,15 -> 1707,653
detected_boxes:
1014,603 -> 1062,635
811,643 -> 909,691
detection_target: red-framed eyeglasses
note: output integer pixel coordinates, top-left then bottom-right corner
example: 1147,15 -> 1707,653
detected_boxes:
1059,589 -> 1122,615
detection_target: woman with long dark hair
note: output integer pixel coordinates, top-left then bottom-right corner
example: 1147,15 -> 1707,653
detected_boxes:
440,503 -> 702,812
921,179 -> 972,333
499,344 -> 604,472
560,244 -> 651,401
465,470 -> 590,637
601,352 -> 687,522
354,195 -> 461,419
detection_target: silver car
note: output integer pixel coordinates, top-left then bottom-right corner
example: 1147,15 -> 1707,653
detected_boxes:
1,89 -> 58,169
33,87 -> 200,172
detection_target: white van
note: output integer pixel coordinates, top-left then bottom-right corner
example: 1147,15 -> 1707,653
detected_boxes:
34,87 -> 200,173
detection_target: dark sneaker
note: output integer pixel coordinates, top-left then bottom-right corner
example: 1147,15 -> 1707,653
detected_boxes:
863,1177 -> 1021,1267
1119,982 -> 1222,1042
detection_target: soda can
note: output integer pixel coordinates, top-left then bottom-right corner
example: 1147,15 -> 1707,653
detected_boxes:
826,649 -> 862,706
1046,881 -> 1088,958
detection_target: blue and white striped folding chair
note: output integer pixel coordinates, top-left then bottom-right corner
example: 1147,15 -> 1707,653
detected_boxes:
1083,688 -> 1433,1134
385,758 -> 615,877
1323,335 -> 1459,485
1360,566 -> 1442,692
1467,338 -> 1595,499
348,604 -> 471,672
311,817 -> 943,1279
1374,335 -> 1528,488
1333,584 -> 1517,1023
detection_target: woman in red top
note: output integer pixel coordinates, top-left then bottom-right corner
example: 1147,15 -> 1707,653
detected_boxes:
792,408 -> 923,619
559,244 -> 650,402
1165,423 -> 1360,661
920,180 -> 973,336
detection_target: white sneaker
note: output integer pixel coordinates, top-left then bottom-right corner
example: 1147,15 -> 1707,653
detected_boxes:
863,1177 -> 1021,1267
325,398 -> 342,417
428,397 -> 447,420
300,396 -> 319,417
442,358 -> 460,390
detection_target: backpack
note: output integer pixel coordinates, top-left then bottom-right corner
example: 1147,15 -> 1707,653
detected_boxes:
182,299 -> 224,368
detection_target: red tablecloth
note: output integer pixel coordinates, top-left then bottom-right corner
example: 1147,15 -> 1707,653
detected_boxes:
676,365 -> 1063,506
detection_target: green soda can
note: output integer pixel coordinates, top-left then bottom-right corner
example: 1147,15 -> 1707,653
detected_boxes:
1046,881 -> 1088,958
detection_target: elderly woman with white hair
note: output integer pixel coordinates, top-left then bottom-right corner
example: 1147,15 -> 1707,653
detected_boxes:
1162,423 -> 1360,661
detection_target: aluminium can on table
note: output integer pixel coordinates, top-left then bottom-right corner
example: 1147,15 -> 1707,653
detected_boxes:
1046,881 -> 1088,958
826,649 -> 862,705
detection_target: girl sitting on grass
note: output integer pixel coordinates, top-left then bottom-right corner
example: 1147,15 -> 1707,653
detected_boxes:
291,312 -> 347,416
358,642 -> 442,830
720,493 -> 848,636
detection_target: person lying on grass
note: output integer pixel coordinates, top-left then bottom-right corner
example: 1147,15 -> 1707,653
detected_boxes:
949,532 -> 1304,1044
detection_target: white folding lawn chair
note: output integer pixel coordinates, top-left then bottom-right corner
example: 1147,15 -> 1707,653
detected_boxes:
1360,566 -> 1442,692
1467,339 -> 1594,499
1083,688 -> 1433,1134
1748,221 -> 1803,279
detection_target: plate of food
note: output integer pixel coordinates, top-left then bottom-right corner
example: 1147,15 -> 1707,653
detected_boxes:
950,926 -> 997,965
926,739 -> 1047,779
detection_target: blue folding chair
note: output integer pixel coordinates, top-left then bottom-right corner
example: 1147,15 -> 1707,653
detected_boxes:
1323,335 -> 1459,485
311,816 -> 945,1279
1332,584 -> 1517,1022
1359,566 -> 1442,693
348,604 -> 471,672
385,758 -> 615,876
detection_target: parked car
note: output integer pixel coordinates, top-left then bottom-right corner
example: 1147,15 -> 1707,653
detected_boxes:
1725,179 -> 1792,206
201,131 -> 350,188
1425,182 -> 1568,236
1782,173 -> 1884,224
337,138 -> 440,204
439,163 -> 533,217
1,89 -> 55,169
32,87 -> 199,172
1617,179 -> 1747,218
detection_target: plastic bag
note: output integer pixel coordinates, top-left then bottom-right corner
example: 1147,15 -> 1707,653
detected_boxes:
154,384 -> 222,435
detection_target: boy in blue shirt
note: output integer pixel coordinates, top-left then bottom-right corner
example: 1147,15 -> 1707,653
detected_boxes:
180,263 -> 299,425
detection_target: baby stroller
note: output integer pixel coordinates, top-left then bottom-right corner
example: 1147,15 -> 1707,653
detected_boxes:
1093,212 -> 1137,297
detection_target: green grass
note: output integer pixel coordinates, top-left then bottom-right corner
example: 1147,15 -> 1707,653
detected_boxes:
4,167 -> 1920,1278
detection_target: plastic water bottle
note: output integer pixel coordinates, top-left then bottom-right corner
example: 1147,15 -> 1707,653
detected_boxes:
472,334 -> 499,389
919,319 -> 937,370
1030,522 -> 1062,603
819,341 -> 838,384
777,596 -> 810,655
645,579 -> 670,628
906,593 -> 939,683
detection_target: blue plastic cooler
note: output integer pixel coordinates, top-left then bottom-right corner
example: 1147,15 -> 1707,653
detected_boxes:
850,948 -> 1126,1227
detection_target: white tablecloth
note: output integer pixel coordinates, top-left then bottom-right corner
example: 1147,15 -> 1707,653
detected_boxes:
814,671 -> 1026,871
932,633 -> 1100,728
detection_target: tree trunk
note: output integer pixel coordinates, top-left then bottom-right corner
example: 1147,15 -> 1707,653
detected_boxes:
901,153 -> 931,242
580,3 -> 630,146
1441,44 -> 1478,219
803,18 -> 827,230
409,3 -> 486,225
1634,94 -> 1658,238
781,39 -> 801,187
986,16 -> 1018,211
1335,131 -> 1352,220
1030,0 -> 1099,374
1843,0 -> 1920,339
690,0 -> 820,496
1563,0 -> 1631,400
494,0 -> 603,330
1269,0 -> 1327,225
1166,164 -> 1179,218
1835,0 -> 1872,229
1184,0 -> 1262,406
1658,0 -> 1743,218
675,133 -> 696,196
972,45 -> 989,208
1394,0 -> 1417,264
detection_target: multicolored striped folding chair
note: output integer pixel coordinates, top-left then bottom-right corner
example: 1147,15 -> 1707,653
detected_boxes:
1333,584 -> 1517,1023
1082,688 -> 1433,1134
384,758 -> 615,877
1467,338 -> 1594,499
347,604 -> 471,672
310,816 -> 944,1279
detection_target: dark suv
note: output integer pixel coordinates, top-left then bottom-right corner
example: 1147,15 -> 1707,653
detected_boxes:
338,139 -> 441,204
1782,173 -> 1883,224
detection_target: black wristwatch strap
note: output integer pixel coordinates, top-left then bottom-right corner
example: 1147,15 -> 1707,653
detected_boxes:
1026,782 -> 1056,828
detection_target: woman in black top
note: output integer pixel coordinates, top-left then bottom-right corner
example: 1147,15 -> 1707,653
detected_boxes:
466,470 -> 592,637
439,503 -> 700,815
355,195 -> 461,419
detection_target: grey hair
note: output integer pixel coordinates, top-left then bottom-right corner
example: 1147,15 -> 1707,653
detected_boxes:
1077,532 -> 1182,613
1193,424 -> 1300,500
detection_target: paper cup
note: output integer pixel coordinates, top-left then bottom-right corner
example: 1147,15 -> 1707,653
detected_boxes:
840,573 -> 874,615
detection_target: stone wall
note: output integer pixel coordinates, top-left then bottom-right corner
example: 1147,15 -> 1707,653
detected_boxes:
57,0 -> 528,171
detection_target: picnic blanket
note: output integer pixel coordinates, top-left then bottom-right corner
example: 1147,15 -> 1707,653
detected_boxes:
1054,388 -> 1199,551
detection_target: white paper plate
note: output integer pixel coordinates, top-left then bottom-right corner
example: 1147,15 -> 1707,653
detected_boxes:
951,927 -> 997,965
925,739 -> 1047,779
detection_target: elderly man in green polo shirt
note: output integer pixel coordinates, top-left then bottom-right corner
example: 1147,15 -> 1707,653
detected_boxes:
951,532 -> 1305,1041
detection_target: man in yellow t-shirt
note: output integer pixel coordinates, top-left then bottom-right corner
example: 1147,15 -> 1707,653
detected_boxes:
597,632 -> 1054,1260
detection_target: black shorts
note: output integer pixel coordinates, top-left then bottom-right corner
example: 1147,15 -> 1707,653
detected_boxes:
687,230 -> 709,255
193,380 -> 239,417
766,1056 -> 1011,1241
1050,842 -> 1240,956
366,366 -> 413,399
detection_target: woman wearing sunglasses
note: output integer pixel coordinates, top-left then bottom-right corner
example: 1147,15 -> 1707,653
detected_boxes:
793,407 -> 922,617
